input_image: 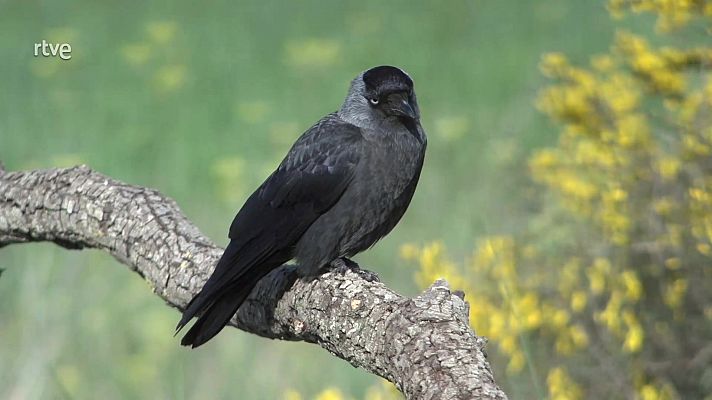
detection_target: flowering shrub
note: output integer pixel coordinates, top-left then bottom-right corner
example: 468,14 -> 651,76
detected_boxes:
402,2 -> 712,399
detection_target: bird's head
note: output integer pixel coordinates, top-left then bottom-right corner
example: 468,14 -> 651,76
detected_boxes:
339,66 -> 421,129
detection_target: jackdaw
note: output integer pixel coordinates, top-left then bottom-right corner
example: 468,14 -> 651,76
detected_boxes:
177,65 -> 427,347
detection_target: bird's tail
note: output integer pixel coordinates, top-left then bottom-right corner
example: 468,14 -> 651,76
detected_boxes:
178,284 -> 252,348
176,270 -> 269,348
175,241 -> 281,348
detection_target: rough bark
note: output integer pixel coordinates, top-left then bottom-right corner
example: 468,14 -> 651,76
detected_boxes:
0,164 -> 507,400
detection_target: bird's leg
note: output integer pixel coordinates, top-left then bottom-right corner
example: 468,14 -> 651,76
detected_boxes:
329,257 -> 380,282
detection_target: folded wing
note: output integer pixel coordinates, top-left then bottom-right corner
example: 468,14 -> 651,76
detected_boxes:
177,115 -> 362,347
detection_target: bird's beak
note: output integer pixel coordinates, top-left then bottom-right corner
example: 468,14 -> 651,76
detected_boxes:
387,93 -> 418,120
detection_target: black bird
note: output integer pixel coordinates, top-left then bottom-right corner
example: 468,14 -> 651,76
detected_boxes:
177,65 -> 427,347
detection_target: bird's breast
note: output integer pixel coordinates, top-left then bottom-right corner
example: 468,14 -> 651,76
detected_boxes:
360,136 -> 423,197
294,124 -> 426,270
331,132 -> 424,248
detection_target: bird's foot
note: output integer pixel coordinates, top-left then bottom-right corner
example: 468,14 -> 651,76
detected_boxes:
329,257 -> 380,282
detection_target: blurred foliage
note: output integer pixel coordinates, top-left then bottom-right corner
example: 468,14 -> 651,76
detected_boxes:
403,1 -> 712,399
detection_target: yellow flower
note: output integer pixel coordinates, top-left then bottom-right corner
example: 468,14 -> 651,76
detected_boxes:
574,139 -> 616,168
516,293 -> 543,329
540,52 -> 569,77
551,309 -> 571,329
587,258 -> 611,295
408,242 -> 468,290
555,335 -> 574,356
622,311 -> 644,353
663,279 -> 688,309
638,384 -> 668,400
529,149 -> 560,174
488,312 -> 506,339
153,64 -> 187,92
363,380 -> 400,400
399,243 -> 420,261
653,198 -> 675,216
596,292 -> 623,334
664,257 -> 681,270
547,367 -> 582,400
592,54 -> 615,71
315,387 -> 346,400
145,21 -> 177,44
616,114 -> 650,148
506,351 -> 525,374
621,270 -> 642,301
559,173 -> 597,201
570,325 -> 590,348
285,38 -> 341,68
499,334 -> 517,354
570,290 -> 588,312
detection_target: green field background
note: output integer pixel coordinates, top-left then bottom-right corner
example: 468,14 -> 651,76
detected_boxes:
0,1 -> 642,398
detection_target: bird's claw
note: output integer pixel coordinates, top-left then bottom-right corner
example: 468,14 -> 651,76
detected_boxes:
329,258 -> 380,282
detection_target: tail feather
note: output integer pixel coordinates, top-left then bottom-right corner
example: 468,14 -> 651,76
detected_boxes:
176,238 -> 291,348
177,262 -> 283,348
179,288 -> 251,348
175,239 -> 246,335
175,292 -> 205,333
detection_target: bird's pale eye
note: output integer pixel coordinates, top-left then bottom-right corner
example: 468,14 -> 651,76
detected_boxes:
369,97 -> 379,105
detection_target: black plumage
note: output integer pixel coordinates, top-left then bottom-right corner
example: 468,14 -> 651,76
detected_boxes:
177,66 -> 427,347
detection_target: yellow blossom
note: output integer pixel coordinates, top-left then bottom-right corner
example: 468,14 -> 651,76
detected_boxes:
663,279 -> 688,309
146,21 -> 177,44
587,258 -> 611,295
506,351 -> 525,374
656,157 -> 681,180
570,290 -> 588,312
623,311 -> 644,353
597,292 -> 623,334
621,270 -> 642,301
592,54 -> 615,72
551,309 -> 571,329
399,243 -> 419,261
285,38 -> 341,68
540,52 -> 569,77
315,387 -> 346,400
638,384 -> 672,400
547,367 -> 582,400
664,257 -> 681,270
653,198 -> 675,215
570,325 -> 590,348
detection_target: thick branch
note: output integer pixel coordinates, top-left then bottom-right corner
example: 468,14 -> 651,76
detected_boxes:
0,165 -> 507,400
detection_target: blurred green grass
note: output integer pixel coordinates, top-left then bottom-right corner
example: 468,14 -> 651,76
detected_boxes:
0,1 -> 633,398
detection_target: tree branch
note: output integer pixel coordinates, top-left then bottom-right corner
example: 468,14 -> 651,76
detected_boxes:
0,165 -> 507,400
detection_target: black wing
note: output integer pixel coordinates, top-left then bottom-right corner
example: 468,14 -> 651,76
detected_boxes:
230,116 -> 363,242
177,114 -> 362,341
221,114 -> 362,277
